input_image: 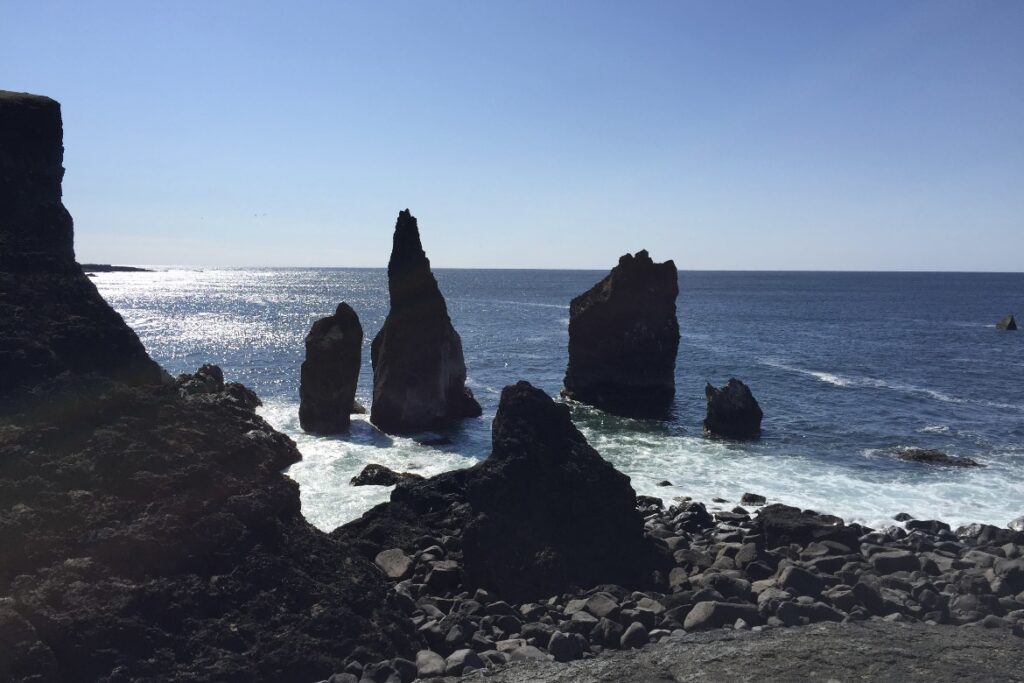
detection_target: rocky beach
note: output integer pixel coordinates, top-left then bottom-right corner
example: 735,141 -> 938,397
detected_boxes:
2,90 -> 1024,683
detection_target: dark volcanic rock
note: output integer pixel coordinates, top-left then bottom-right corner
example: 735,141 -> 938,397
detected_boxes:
370,210 -> 481,434
299,302 -> 364,434
896,448 -> 981,468
753,504 -> 860,550
561,250 -> 679,419
78,263 -> 152,273
0,92 -> 413,682
351,464 -> 425,487
703,378 -> 763,439
341,381 -> 667,602
996,314 -> 1017,331
0,91 -> 162,402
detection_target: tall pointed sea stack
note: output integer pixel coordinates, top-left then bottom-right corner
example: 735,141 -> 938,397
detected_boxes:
562,250 -> 679,418
299,302 -> 363,433
370,210 -> 481,434
0,91 -> 161,401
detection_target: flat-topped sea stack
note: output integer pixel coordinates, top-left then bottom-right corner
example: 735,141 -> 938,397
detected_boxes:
370,209 -> 481,434
0,91 -> 162,401
341,381 -> 666,602
299,302 -> 363,433
562,250 -> 679,419
704,378 -> 763,439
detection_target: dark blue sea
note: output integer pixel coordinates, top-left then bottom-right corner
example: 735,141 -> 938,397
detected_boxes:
94,269 -> 1024,531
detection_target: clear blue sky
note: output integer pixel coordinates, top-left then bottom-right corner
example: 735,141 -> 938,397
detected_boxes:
2,1 -> 1022,270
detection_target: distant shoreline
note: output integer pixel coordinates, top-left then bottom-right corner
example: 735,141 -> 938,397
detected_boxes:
80,263 -> 153,273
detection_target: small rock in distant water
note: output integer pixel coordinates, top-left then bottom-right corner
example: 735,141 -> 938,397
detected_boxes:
656,480 -> 673,487
350,463 -> 425,487
896,448 -> 981,468
893,512 -> 915,522
741,492 -> 766,506
996,314 -> 1017,331
703,378 -> 763,439
712,497 -> 728,503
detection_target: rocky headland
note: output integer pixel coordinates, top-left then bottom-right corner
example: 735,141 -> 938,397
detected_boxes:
562,250 -> 679,419
370,210 -> 482,435
0,90 -> 412,682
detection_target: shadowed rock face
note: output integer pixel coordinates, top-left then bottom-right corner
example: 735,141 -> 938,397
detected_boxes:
997,314 -> 1017,331
370,210 -> 481,434
0,91 -> 162,400
562,250 -> 679,419
299,302 -> 363,433
703,378 -> 763,439
341,381 -> 667,602
0,92 -> 413,682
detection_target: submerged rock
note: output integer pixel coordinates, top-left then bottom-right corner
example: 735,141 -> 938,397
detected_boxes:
350,463 -> 425,487
996,314 -> 1017,331
299,302 -> 363,434
0,91 -> 162,403
370,210 -> 481,434
896,448 -> 982,468
562,250 -> 679,418
341,381 -> 667,602
703,378 -> 763,439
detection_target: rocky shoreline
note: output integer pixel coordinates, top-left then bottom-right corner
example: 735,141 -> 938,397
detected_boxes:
2,89 -> 1022,682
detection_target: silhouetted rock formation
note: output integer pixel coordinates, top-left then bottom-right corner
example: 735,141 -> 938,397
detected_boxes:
703,378 -> 763,439
299,302 -> 363,433
370,210 -> 481,434
562,250 -> 679,418
341,381 -> 667,602
896,448 -> 982,468
79,263 -> 152,272
351,463 -> 425,486
997,314 -> 1017,331
0,91 -> 412,681
0,91 -> 162,401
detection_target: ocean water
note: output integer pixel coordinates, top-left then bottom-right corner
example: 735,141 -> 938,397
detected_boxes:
93,269 -> 1024,532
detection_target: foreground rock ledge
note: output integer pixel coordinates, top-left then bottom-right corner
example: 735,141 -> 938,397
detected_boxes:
0,91 -> 412,682
562,250 -> 680,419
370,209 -> 481,434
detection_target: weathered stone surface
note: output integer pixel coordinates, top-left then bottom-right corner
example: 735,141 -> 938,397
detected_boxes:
996,314 -> 1017,331
561,250 -> 679,419
683,601 -> 760,631
350,464 -> 425,487
753,504 -> 860,549
896,448 -> 982,467
370,210 -> 481,434
299,302 -> 363,433
0,91 -> 162,403
375,548 -> 413,579
703,378 -> 763,439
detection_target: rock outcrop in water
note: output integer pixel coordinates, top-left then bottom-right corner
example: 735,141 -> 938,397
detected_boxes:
561,250 -> 679,419
997,314 -> 1017,331
703,378 -> 763,439
299,302 -> 364,433
370,210 -> 481,434
350,463 -> 425,486
342,381 -> 667,602
896,448 -> 982,468
0,91 -> 162,402
0,91 -> 412,681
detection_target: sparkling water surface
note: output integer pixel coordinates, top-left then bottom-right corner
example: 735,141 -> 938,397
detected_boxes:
94,269 -> 1024,532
